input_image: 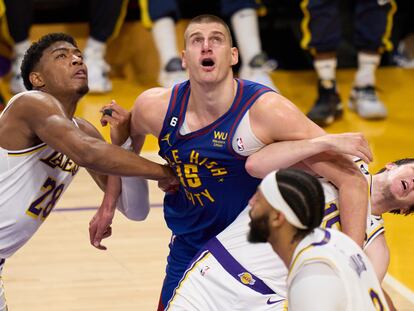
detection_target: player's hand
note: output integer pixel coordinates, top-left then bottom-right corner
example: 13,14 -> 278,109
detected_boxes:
100,100 -> 131,145
312,132 -> 373,163
89,205 -> 115,250
158,165 -> 180,193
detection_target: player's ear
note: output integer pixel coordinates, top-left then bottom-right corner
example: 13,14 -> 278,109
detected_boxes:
385,163 -> 397,171
30,72 -> 45,88
270,210 -> 284,228
231,47 -> 239,66
181,50 -> 187,69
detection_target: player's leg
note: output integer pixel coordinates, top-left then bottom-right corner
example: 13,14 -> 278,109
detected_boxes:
300,0 -> 343,126
86,0 -> 129,93
349,0 -> 397,119
0,259 -> 7,311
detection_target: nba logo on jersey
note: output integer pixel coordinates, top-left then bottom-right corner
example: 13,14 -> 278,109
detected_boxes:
236,137 -> 244,152
199,265 -> 210,276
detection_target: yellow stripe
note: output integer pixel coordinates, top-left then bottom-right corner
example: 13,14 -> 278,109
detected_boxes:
107,0 -> 129,42
381,0 -> 397,52
138,0 -> 153,29
300,0 -> 312,51
282,299 -> 288,310
8,144 -> 47,156
167,252 -> 211,309
366,225 -> 384,243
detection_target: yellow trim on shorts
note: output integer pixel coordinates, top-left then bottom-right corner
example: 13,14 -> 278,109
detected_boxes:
107,0 -> 129,42
300,0 -> 316,54
139,0 -> 153,29
166,251 -> 211,310
380,0 -> 397,53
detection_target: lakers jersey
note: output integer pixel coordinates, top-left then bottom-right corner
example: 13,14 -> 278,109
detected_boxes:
288,228 -> 389,311
158,79 -> 273,250
0,92 -> 79,258
320,159 -> 384,248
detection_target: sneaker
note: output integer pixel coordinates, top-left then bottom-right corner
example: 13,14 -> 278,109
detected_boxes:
10,54 -> 26,94
158,57 -> 187,88
348,86 -> 387,119
239,52 -> 278,91
84,48 -> 112,93
307,80 -> 343,126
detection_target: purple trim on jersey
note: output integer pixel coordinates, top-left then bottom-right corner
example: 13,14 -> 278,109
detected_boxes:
226,86 -> 274,159
324,203 -> 338,217
205,237 -> 276,295
325,215 -> 341,229
311,229 -> 331,247
176,79 -> 244,140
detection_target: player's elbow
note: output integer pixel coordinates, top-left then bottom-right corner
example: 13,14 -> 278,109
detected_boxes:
70,139 -> 103,168
245,156 -> 266,178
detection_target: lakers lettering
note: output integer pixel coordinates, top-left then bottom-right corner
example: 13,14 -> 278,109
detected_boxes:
165,149 -> 229,206
41,151 -> 79,176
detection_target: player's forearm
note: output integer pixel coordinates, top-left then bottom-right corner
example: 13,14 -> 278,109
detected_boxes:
74,139 -> 171,180
337,176 -> 368,247
246,139 -> 327,178
101,175 -> 121,214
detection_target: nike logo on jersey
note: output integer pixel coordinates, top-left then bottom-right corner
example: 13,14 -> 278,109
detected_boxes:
267,298 -> 284,305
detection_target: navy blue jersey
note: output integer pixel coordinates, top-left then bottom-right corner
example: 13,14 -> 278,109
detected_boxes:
159,79 -> 273,250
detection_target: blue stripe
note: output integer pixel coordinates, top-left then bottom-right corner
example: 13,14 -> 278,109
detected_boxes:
205,237 -> 276,295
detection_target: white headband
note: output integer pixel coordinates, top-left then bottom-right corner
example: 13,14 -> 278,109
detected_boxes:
259,171 -> 308,229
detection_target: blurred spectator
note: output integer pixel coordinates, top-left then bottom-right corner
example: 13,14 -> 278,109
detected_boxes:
143,0 -> 277,90
392,0 -> 414,68
301,0 -> 397,126
5,0 -> 129,94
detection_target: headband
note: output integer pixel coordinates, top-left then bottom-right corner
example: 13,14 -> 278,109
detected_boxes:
259,171 -> 308,229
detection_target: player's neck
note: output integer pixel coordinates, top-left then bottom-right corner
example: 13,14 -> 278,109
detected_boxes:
50,91 -> 81,118
371,174 -> 390,215
269,229 -> 300,268
188,75 -> 236,118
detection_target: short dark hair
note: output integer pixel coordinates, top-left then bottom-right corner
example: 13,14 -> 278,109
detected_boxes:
276,169 -> 325,240
184,14 -> 233,47
21,33 -> 77,90
376,158 -> 414,216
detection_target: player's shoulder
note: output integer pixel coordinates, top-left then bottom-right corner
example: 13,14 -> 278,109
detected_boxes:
135,87 -> 172,106
5,90 -> 61,117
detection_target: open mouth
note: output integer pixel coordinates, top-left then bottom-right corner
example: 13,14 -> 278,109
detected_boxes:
201,58 -> 215,69
74,69 -> 87,78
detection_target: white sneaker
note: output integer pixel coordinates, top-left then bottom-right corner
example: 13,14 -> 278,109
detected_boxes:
10,54 -> 26,94
239,53 -> 278,91
158,57 -> 187,88
348,86 -> 387,119
84,49 -> 112,93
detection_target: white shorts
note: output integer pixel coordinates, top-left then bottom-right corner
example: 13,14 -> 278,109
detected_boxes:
166,237 -> 287,311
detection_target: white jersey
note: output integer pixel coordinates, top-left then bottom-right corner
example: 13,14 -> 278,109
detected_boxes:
167,162 -> 384,310
0,92 -> 79,259
287,228 -> 389,311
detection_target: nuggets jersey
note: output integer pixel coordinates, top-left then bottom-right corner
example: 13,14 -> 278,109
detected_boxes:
158,79 -> 273,250
287,228 -> 389,311
0,92 -> 79,258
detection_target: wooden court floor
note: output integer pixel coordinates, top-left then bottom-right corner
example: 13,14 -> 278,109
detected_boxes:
2,68 -> 414,310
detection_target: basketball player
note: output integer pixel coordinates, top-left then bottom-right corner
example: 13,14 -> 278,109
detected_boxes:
167,156 -> 414,310
0,33 -> 177,311
249,169 -> 390,310
90,15 -> 373,309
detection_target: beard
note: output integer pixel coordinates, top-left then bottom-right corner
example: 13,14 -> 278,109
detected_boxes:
248,214 -> 270,243
76,84 -> 89,96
